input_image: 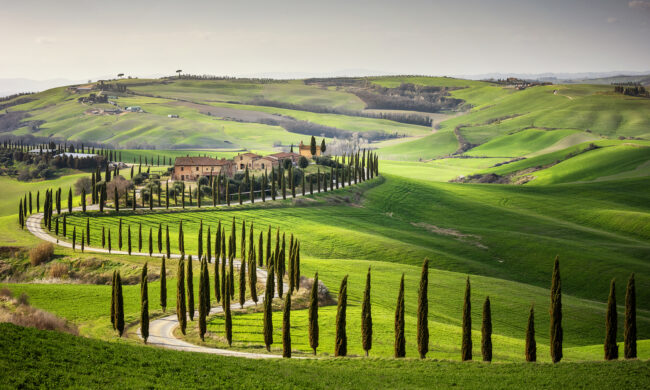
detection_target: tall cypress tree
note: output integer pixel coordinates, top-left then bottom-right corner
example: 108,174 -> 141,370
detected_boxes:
198,220 -> 203,260
604,279 -> 618,360
118,219 -> 123,250
140,263 -> 149,343
127,225 -> 132,255
550,256 -> 563,363
417,259 -> 429,359
624,273 -> 637,359
214,250 -> 221,303
482,296 -> 492,362
266,226 -> 272,267
160,256 -> 167,312
258,231 -> 264,267
138,223 -> 142,252
198,258 -> 207,341
394,274 -> 406,358
335,275 -> 348,357
239,254 -> 246,308
206,226 -> 211,263
283,289 -> 292,358
309,272 -> 319,355
263,265 -> 275,352
526,304 -> 536,362
157,223 -> 162,253
166,225 -> 170,258
187,256 -> 194,321
177,257 -> 187,334
148,228 -> 153,256
110,271 -> 116,330
115,271 -> 125,337
362,267 -> 372,357
224,273 -> 233,346
462,276 -> 472,361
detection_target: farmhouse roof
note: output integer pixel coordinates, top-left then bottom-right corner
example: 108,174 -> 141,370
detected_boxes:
174,157 -> 231,166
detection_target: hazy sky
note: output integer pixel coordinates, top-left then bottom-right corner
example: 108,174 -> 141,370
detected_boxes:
1,0 -> 649,80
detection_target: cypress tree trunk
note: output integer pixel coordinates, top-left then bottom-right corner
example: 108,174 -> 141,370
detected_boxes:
198,258 -> 207,341
283,290 -> 291,358
335,275 -> 348,357
309,273 -> 319,355
462,276 -> 472,361
177,257 -> 187,334
394,274 -> 406,358
482,296 -> 492,362
115,272 -> 125,337
417,259 -> 429,359
362,267 -> 372,357
110,271 -> 116,329
187,256 -> 194,321
160,256 -> 167,312
624,273 -> 637,359
526,304 -> 536,362
224,273 -> 232,346
549,256 -> 563,363
140,263 -> 149,343
604,279 -> 618,360
263,265 -> 275,352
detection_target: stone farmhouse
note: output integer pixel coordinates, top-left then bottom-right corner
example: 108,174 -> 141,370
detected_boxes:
172,157 -> 235,181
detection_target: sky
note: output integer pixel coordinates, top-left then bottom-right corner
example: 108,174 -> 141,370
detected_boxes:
1,0 -> 649,81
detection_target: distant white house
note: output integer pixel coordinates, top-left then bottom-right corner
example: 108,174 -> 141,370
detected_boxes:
28,148 -> 57,154
60,152 -> 99,159
125,106 -> 142,112
168,114 -> 179,118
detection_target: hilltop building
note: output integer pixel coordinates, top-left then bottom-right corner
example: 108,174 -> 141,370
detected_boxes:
298,141 -> 321,158
172,157 -> 235,181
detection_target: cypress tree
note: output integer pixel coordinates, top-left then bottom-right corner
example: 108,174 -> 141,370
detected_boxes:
198,220 -> 203,259
72,226 -> 76,251
624,273 -> 637,359
604,279 -> 618,360
258,231 -> 264,267
482,296 -> 492,362
417,259 -> 429,359
362,267 -> 372,357
81,188 -> 86,212
295,242 -> 301,290
206,226 -> 211,263
239,253 -> 246,308
128,225 -> 132,255
214,248 -> 221,303
394,274 -> 405,358
335,275 -> 348,357
108,229 -> 112,253
68,188 -> 73,213
221,229 -> 227,303
549,256 -> 563,363
140,263 -> 149,343
166,225 -> 170,258
64,215 -> 68,239
158,223 -> 162,253
266,226 -> 272,267
187,256 -> 194,321
177,257 -> 187,334
118,219 -> 123,250
216,221 -> 222,265
283,290 -> 291,358
86,218 -> 90,245
110,271 -> 116,329
198,258 -> 207,341
138,223 -> 142,252
148,228 -> 153,256
309,272 -> 319,355
224,273 -> 232,346
115,272 -> 125,337
178,221 -> 184,255
249,252 -> 258,305
263,264 -> 275,352
281,170 -> 286,199
160,256 -> 167,312
114,187 -> 119,212
462,276 -> 472,361
525,304 -> 536,362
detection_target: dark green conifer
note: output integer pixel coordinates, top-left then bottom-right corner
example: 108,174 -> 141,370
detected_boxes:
165,225 -> 170,258
526,304 -> 536,362
127,225 -> 132,255
239,254 -> 246,308
224,273 -> 232,346
482,296 -> 492,362
604,279 -> 618,360
624,273 -> 637,359
550,256 -> 563,363
115,271 -> 125,336
198,258 -> 207,341
177,257 -> 187,334
362,267 -> 372,357
335,275 -> 348,357
148,228 -> 153,256
309,272 -> 319,355
140,263 -> 149,343
462,276 -> 472,361
417,259 -> 429,359
395,274 -> 406,358
110,271 -> 116,329
263,264 -> 275,352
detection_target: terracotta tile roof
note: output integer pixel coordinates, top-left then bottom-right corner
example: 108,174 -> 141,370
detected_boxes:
174,157 -> 232,166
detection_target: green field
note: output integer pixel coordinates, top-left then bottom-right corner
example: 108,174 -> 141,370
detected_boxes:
1,75 -> 649,386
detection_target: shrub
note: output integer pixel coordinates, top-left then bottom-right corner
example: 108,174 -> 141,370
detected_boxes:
298,156 -> 309,169
29,242 -> 54,266
17,293 -> 29,306
49,263 -> 69,278
74,177 -> 92,195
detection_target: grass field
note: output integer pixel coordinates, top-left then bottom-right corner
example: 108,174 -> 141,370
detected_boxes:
3,323 -> 649,389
